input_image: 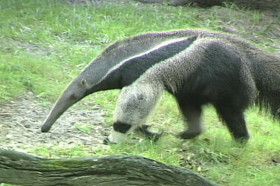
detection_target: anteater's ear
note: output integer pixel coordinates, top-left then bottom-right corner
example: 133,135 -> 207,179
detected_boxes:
81,79 -> 89,89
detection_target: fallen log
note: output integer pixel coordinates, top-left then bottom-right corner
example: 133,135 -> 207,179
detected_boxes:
0,149 -> 217,186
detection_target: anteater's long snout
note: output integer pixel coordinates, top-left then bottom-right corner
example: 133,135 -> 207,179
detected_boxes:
41,118 -> 56,132
41,101 -> 66,132
41,90 -> 78,132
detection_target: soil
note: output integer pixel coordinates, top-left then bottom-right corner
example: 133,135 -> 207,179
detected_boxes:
0,92 -> 110,152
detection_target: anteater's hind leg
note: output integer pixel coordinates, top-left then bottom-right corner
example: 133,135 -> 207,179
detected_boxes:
215,103 -> 250,142
176,98 -> 203,139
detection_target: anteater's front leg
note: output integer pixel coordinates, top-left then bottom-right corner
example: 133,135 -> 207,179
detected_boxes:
135,125 -> 162,142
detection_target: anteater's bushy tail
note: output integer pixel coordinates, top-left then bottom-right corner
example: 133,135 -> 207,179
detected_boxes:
251,53 -> 280,119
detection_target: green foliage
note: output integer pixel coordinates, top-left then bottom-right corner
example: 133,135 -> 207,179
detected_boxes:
1,0 -> 279,185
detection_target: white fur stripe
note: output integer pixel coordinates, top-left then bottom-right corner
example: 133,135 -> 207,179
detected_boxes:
107,37 -> 191,74
93,37 -> 193,87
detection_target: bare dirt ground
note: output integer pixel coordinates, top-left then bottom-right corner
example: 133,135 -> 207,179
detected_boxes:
0,92 -> 110,153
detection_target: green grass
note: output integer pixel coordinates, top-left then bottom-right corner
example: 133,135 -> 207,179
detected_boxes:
0,0 -> 279,185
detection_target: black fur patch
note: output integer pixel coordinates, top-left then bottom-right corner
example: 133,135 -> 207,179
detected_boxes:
90,36 -> 197,92
113,121 -> 132,133
119,36 -> 197,86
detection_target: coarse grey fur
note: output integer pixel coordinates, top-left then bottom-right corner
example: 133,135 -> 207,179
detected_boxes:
41,29 -> 280,144
111,36 -> 280,143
